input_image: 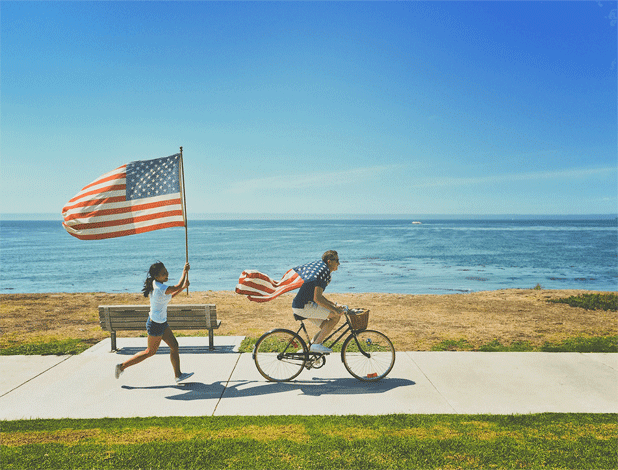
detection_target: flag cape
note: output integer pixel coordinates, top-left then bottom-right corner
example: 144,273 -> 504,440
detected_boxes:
235,260 -> 331,303
235,268 -> 304,302
62,154 -> 185,240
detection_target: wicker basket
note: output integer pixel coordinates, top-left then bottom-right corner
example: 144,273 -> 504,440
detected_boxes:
348,308 -> 369,330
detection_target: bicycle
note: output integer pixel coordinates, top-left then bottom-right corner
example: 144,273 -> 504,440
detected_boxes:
252,306 -> 395,382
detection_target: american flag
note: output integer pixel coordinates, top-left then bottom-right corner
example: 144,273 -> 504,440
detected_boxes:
235,260 -> 330,302
62,154 -> 185,240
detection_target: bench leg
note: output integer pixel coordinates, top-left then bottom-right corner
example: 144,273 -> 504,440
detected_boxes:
110,332 -> 117,352
208,328 -> 214,350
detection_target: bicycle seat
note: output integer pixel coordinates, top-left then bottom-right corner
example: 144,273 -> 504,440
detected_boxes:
293,314 -> 307,321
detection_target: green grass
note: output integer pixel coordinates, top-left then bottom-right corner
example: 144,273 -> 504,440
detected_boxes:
431,335 -> 618,352
0,339 -> 92,356
548,293 -> 618,311
540,336 -> 618,353
239,336 -> 256,353
3,334 -> 615,356
243,335 -> 618,354
1,414 -> 615,469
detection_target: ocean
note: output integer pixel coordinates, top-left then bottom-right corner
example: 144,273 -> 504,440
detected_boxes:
1,218 -> 616,295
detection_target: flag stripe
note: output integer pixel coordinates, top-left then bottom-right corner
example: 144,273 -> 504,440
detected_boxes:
237,269 -> 301,293
80,166 -> 126,190
61,155 -> 185,240
66,166 -> 127,202
66,185 -> 126,205
63,220 -> 185,240
63,194 -> 127,212
235,269 -> 304,302
63,214 -> 184,237
68,209 -> 184,230
63,196 -> 181,222
63,207 -> 184,235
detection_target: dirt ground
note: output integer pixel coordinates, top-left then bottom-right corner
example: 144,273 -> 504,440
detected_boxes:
1,289 -> 616,351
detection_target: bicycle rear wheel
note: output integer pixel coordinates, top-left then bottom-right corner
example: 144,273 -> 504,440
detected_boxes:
341,329 -> 395,381
253,329 -> 308,382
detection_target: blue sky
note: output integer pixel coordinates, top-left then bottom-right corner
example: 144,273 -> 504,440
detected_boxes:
2,1 -> 617,218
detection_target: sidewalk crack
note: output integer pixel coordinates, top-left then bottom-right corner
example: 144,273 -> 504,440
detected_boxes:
407,352 -> 457,413
212,353 -> 242,416
0,355 -> 73,398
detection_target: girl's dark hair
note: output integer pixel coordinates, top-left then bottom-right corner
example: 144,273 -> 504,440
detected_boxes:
142,261 -> 165,297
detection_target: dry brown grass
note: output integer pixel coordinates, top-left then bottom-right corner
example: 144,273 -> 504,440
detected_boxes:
2,420 -> 615,447
0,289 -> 616,351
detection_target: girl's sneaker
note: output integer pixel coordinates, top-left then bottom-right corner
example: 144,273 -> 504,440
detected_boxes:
175,372 -> 194,384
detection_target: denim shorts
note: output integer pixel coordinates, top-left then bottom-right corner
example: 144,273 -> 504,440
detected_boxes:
146,318 -> 169,337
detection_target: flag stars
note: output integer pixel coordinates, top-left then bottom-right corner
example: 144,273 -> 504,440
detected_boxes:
126,154 -> 181,201
294,260 -> 331,285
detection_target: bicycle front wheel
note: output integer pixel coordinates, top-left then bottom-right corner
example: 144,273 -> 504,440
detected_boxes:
341,330 -> 395,381
253,329 -> 308,382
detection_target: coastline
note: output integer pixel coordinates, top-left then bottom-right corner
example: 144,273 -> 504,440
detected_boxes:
1,289 -> 616,351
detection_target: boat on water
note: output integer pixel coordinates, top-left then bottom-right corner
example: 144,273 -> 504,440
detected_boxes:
412,221 -> 422,224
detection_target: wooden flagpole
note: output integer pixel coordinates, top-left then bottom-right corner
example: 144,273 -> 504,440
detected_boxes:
180,146 -> 189,295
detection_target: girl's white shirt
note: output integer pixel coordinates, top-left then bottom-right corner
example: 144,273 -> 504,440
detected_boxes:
149,280 -> 172,323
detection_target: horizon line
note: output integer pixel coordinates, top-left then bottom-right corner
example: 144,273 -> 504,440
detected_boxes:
2,212 -> 617,221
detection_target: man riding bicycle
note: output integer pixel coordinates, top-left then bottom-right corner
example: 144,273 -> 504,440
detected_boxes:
239,251 -> 396,382
291,250 -> 345,354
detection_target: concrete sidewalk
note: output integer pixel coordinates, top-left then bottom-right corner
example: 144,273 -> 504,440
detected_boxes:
1,336 -> 617,420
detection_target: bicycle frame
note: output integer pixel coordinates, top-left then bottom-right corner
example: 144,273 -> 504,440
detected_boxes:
295,310 -> 371,360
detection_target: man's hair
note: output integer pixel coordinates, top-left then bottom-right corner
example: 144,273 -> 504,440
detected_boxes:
322,250 -> 338,263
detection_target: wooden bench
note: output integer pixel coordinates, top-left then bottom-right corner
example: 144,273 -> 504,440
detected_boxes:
99,304 -> 220,351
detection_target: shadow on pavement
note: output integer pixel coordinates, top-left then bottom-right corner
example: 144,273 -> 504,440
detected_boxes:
121,377 -> 415,401
117,346 -> 237,355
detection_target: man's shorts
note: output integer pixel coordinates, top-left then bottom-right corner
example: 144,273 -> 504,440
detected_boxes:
292,302 -> 331,326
